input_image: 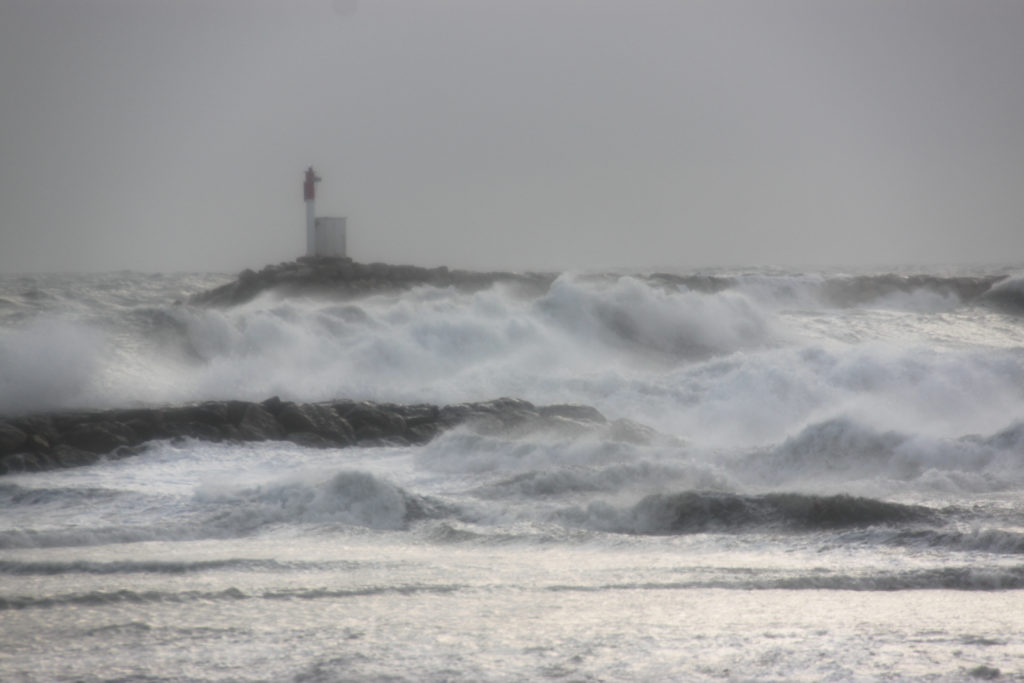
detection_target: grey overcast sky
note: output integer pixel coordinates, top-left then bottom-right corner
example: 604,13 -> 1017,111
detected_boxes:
1,0 -> 1022,273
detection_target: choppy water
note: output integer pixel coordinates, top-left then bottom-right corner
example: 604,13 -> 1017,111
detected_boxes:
3,265 -> 1024,681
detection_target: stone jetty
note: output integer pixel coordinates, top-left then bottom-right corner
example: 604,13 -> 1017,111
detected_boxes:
190,257 -> 556,307
0,397 -> 663,476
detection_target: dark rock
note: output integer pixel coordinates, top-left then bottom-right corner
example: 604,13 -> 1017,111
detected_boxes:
63,421 -> 137,454
436,398 -> 612,438
0,422 -> 28,456
2,452 -> 41,473
164,403 -> 230,427
391,264 -> 424,281
0,394 -> 657,475
334,261 -> 355,280
188,258 -> 557,307
1,453 -> 23,473
406,422 -> 439,444
313,403 -> 358,446
278,402 -> 355,445
463,398 -> 540,431
471,397 -> 537,416
969,665 -> 1002,680
285,432 -> 336,449
538,404 -> 607,424
261,396 -> 284,415
367,262 -> 391,278
163,421 -> 225,442
276,401 -> 317,432
335,402 -> 407,442
51,444 -> 101,468
83,409 -> 159,444
109,444 -> 147,460
51,411 -> 101,432
225,400 -> 251,425
438,403 -> 475,428
115,417 -> 160,444
395,404 -> 440,427
330,398 -> 357,414
356,434 -> 411,448
237,403 -> 283,441
28,434 -> 51,452
460,412 -> 507,435
12,415 -> 60,449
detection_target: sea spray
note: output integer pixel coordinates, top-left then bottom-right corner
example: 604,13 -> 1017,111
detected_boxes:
4,266 -> 1024,680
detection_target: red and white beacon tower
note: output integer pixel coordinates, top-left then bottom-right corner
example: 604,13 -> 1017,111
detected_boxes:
303,166 -> 347,258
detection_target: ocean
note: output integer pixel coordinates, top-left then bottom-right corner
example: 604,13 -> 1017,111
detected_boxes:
2,265 -> 1024,681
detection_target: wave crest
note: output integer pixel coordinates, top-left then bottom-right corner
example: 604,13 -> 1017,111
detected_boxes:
558,491 -> 936,535
197,470 -> 444,532
538,275 -> 775,361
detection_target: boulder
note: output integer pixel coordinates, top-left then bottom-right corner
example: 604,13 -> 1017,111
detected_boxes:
237,403 -> 283,441
335,261 -> 355,281
0,422 -> 28,456
437,403 -> 475,428
406,422 -> 439,444
469,398 -> 540,430
109,410 -> 162,443
50,444 -> 101,468
539,404 -> 607,424
1,452 -> 41,473
277,402 -> 355,445
335,401 -> 407,443
395,403 -> 440,426
11,415 -> 60,450
261,395 -> 284,415
62,421 -> 137,454
164,402 -> 230,427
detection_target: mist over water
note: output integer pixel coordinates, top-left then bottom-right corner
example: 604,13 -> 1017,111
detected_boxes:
3,265 -> 1024,680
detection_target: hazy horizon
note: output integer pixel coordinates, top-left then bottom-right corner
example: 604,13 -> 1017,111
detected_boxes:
2,0 -> 1022,274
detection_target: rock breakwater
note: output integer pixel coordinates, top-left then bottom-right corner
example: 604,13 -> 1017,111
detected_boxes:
190,257 -> 555,306
0,397 -> 639,475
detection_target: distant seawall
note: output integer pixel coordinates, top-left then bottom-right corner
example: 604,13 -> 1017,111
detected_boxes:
190,257 -> 556,307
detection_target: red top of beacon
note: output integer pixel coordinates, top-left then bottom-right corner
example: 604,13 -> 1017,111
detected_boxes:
303,166 -> 321,201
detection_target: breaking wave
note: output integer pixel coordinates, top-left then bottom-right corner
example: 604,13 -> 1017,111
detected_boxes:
2,268 -> 1023,423
544,565 -> 1024,592
196,470 -> 447,532
0,470 -> 450,549
811,274 -> 1002,309
556,491 -> 938,535
644,271 -> 1006,311
724,413 -> 1024,492
0,557 -> 386,576
537,275 -> 776,360
0,583 -> 462,611
979,274 -> 1024,313
886,528 -> 1024,556
0,558 -> 294,575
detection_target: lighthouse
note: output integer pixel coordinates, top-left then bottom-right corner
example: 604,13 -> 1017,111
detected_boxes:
303,166 -> 347,258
